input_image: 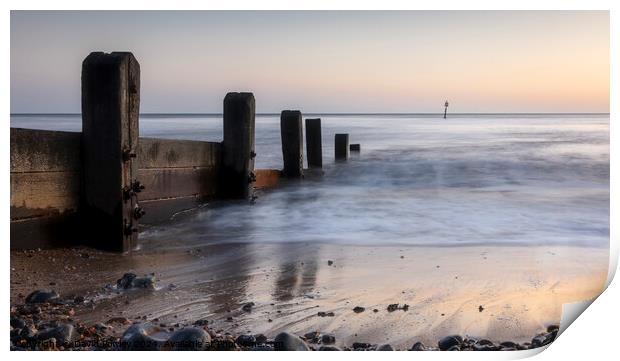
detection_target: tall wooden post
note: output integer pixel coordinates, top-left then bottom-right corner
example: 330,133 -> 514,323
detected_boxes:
82,52 -> 141,252
305,118 -> 322,168
222,92 -> 256,199
335,133 -> 349,161
280,110 -> 303,177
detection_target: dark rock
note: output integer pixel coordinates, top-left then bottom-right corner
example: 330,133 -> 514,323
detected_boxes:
36,324 -> 75,345
241,302 -> 255,312
438,335 -> 462,350
120,323 -> 165,350
547,325 -> 559,333
531,332 -> 555,348
500,341 -> 518,349
447,345 -> 460,351
167,327 -> 211,350
274,332 -> 310,351
19,325 -> 37,340
236,334 -> 256,347
377,344 -> 394,351
25,289 -> 59,303
479,305 -> 484,312
352,342 -> 371,350
117,273 -> 136,289
210,338 -> 237,351
304,331 -> 320,343
255,334 -> 268,344
353,306 -> 365,313
473,344 -> 496,351
74,296 -> 85,304
10,317 -> 26,329
117,273 -> 154,289
193,319 -> 209,326
317,311 -> 335,317
387,303 -> 409,312
410,342 -> 426,351
321,334 -> 336,345
328,260 -> 334,266
476,339 -> 494,346
319,345 -> 341,351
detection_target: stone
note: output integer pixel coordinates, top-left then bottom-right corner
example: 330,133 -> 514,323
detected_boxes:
328,260 -> 334,266
242,302 -> 255,312
319,345 -> 341,351
438,335 -> 462,350
317,311 -> 335,317
116,273 -> 154,289
352,342 -> 371,350
500,341 -> 518,349
10,317 -> 26,329
120,323 -> 165,350
321,334 -> 336,345
255,334 -> 268,344
304,331 -> 320,343
377,344 -> 394,351
410,341 -> 426,351
547,325 -> 559,333
447,345 -> 460,351
36,324 -> 75,345
167,327 -> 211,350
353,306 -> 365,313
236,334 -> 256,347
274,332 -> 310,351
25,289 -> 59,303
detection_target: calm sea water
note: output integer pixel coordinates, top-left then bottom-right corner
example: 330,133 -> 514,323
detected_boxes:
11,114 -> 610,249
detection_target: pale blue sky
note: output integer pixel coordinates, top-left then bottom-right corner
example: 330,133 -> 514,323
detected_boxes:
11,11 -> 609,113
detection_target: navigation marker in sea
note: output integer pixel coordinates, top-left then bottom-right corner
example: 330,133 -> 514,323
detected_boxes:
444,100 -> 449,119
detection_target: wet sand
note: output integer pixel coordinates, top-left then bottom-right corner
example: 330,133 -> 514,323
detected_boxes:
10,243 -> 607,350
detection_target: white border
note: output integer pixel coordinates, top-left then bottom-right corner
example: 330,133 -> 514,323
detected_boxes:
3,2 -> 617,361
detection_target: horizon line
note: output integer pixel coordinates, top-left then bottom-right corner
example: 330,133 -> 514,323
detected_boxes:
10,112 -> 611,116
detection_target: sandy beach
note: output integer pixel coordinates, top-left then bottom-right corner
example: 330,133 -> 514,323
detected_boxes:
10,242 -> 607,350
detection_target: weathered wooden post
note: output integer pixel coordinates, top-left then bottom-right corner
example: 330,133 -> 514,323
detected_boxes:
335,133 -> 349,161
305,118 -> 322,168
280,110 -> 303,177
82,52 -> 141,252
221,92 -> 256,199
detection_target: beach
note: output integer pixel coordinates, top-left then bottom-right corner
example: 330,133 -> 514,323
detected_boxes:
10,242 -> 607,350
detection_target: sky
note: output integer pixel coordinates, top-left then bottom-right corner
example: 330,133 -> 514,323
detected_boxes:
10,11 -> 609,113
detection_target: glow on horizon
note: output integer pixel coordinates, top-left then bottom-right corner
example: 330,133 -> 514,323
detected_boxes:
10,11 -> 609,113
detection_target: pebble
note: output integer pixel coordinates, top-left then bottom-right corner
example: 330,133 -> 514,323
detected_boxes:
255,334 -> 268,344
377,344 -> 394,351
327,260 -> 334,266
25,289 -> 59,304
353,306 -> 365,313
321,334 -> 336,345
319,345 -> 341,351
317,311 -> 335,317
241,302 -> 255,312
10,317 -> 26,329
352,342 -> 371,350
438,335 -> 462,350
36,324 -> 75,345
274,332 -> 310,351
410,341 -> 426,351
116,273 -> 155,290
167,327 -> 211,350
304,331 -> 320,343
236,334 -> 256,347
120,323 -> 166,350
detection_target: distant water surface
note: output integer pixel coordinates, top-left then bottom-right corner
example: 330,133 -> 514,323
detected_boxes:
11,113 -> 610,249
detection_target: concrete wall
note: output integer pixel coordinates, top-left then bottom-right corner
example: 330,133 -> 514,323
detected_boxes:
10,128 -> 223,249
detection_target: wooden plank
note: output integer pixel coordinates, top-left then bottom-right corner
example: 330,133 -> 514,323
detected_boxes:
138,138 -> 221,169
10,128 -> 81,173
10,213 -> 79,249
140,196 -> 202,225
10,172 -> 81,220
82,52 -> 140,252
138,167 -> 219,201
254,169 -> 281,188
280,110 -> 304,177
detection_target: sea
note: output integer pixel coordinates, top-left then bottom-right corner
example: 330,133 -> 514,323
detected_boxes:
10,113 -> 610,249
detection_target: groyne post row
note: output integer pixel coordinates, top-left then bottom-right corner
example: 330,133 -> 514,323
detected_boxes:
10,52 -> 255,251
